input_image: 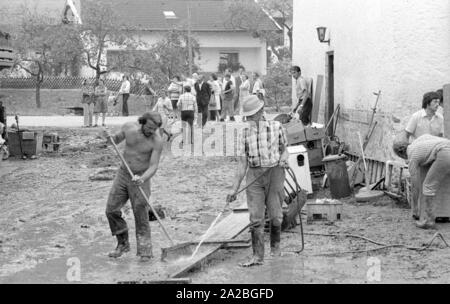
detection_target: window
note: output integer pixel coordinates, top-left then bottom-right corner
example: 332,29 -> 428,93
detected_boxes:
219,52 -> 240,72
163,11 -> 177,19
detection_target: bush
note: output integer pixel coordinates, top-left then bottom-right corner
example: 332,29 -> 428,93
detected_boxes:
263,60 -> 292,111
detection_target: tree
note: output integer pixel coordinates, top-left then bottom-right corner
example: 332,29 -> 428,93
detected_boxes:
258,0 -> 293,57
12,7 -> 83,108
264,60 -> 292,111
225,0 -> 293,61
108,29 -> 201,95
80,0 -> 137,81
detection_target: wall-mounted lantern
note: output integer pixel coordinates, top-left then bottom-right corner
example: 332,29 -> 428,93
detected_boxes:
316,26 -> 330,45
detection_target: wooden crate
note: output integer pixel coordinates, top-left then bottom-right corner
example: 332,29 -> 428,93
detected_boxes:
306,200 -> 343,224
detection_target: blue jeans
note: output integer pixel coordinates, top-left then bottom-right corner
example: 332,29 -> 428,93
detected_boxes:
105,167 -> 152,256
246,166 -> 285,233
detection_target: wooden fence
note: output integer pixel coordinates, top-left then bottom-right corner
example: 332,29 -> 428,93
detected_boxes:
0,76 -> 148,95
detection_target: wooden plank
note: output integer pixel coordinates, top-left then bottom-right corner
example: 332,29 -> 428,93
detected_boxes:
445,84 -> 450,138
170,203 -> 250,278
312,75 -> 324,123
203,212 -> 250,240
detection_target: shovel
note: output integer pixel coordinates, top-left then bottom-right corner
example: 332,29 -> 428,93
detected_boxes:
107,134 -> 192,259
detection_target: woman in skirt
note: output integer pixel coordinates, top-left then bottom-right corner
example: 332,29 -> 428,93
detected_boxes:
93,79 -> 108,127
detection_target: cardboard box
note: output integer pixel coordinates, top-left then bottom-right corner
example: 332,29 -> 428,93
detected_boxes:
306,147 -> 324,168
305,126 -> 326,141
306,199 -> 343,224
299,140 -> 324,168
284,121 -> 306,145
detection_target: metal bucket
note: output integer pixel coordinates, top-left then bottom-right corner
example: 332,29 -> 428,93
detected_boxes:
323,154 -> 352,199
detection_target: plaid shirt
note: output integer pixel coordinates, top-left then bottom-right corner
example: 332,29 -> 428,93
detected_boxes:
238,119 -> 288,168
177,93 -> 198,112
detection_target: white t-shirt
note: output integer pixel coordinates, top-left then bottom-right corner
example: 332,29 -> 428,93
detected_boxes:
405,109 -> 444,141
119,80 -> 130,94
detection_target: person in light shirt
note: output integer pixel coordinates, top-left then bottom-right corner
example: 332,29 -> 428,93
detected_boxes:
118,75 -> 131,116
153,90 -> 173,140
403,91 -> 443,142
289,66 -> 312,126
177,86 -> 198,144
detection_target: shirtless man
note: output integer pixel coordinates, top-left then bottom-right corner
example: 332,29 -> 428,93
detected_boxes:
103,112 -> 163,262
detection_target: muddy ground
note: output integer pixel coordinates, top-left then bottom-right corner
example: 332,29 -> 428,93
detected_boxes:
1,126 -> 450,284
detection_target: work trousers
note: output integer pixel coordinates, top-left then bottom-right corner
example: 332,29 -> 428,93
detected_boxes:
298,97 -> 313,126
83,103 -> 94,127
105,167 -> 152,257
246,166 -> 285,234
421,147 -> 450,197
411,147 -> 450,218
122,93 -> 130,116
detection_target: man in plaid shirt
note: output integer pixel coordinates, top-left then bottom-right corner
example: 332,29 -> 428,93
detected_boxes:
227,95 -> 289,267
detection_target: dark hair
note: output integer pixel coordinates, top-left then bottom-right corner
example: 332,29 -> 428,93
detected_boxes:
436,89 -> 444,104
253,72 -> 259,78
138,112 -> 162,127
184,85 -> 191,93
290,66 -> 301,73
211,73 -> 218,81
422,91 -> 441,109
173,75 -> 181,81
393,141 -> 410,160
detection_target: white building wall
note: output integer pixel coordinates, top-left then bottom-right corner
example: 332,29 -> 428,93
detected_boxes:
293,0 -> 450,160
135,31 -> 267,74
82,31 -> 267,77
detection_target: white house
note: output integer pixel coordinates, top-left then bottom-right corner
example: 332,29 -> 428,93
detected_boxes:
67,0 -> 278,77
292,0 -> 450,160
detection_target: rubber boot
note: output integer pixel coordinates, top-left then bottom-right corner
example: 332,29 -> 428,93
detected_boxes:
270,225 -> 281,257
240,229 -> 264,267
136,235 -> 153,262
108,231 -> 130,258
415,196 -> 436,230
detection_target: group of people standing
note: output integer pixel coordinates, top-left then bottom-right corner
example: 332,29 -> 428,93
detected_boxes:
81,75 -> 131,128
81,79 -> 109,127
155,68 -> 266,143
80,69 -> 265,142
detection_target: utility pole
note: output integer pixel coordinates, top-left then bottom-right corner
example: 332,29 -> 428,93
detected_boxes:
187,1 -> 193,76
